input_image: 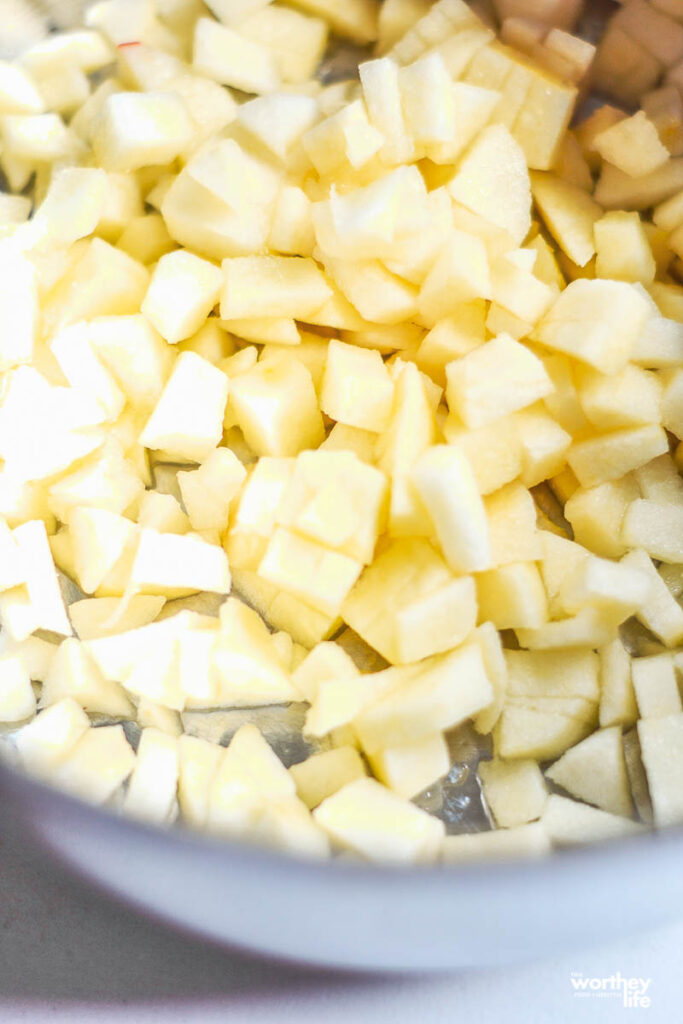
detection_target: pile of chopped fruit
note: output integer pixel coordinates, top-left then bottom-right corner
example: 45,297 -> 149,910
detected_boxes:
0,0 -> 681,866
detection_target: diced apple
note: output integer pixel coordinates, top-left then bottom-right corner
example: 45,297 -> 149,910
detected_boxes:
229,357 -> 324,456
599,639 -> 638,729
142,250 -> 222,345
55,723 -> 136,805
193,16 -> 279,93
291,746 -> 366,808
15,697 -> 90,775
123,727 -> 179,824
479,757 -> 547,827
593,110 -> 669,179
320,339 -> 394,433
368,733 -> 449,800
638,713 -> 683,827
540,793 -> 643,845
313,777 -> 444,864
0,654 -> 36,723
632,654 -> 682,719
477,562 -> 548,630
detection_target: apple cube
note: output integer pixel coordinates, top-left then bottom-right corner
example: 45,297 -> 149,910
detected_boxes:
0,653 -> 35,723
638,714 -> 683,827
485,481 -> 542,566
178,734 -> 223,828
354,641 -> 493,752
622,499 -> 683,565
446,333 -> 552,428
193,16 -> 279,93
343,538 -> 478,665
303,99 -> 383,175
368,733 -> 449,800
661,369 -> 683,439
47,439 -> 145,523
290,746 -> 366,809
90,315 -> 174,411
416,304 -> 486,385
0,60 -> 45,114
269,186 -> 315,257
1,112 -> 78,162
477,562 -> 548,630
123,727 -> 179,824
442,822 -> 551,862
632,654 -> 682,719
322,256 -> 418,325
0,249 -> 38,372
568,426 -> 669,489
540,793 -> 643,845
210,599 -> 297,706
313,777 -> 444,864
593,111 -> 669,180
221,256 -> 331,323
564,476 -> 639,559
576,364 -> 662,432
418,231 -> 491,324
536,279 -> 653,374
594,212 -> 656,285
599,639 -> 637,730
130,529 -> 231,598
140,351 -> 228,462
258,527 -> 362,618
558,554 -> 652,620
321,339 -> 394,433
93,91 -> 194,172
277,450 -> 387,564
177,448 -> 246,533
12,520 -> 71,638
229,357 -> 324,456
239,5 -> 328,84
410,445 -> 490,573
447,124 -> 531,246
479,757 -> 548,827
15,697 -> 90,775
428,82 -> 501,165
142,250 -> 222,345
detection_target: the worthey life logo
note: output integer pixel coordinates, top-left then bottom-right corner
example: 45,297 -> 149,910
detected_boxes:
570,971 -> 652,1009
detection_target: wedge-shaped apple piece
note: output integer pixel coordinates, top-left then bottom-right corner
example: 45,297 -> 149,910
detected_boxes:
123,727 -> 179,824
0,60 -> 45,114
15,697 -> 90,775
576,364 -> 662,432
594,110 -> 669,179
479,757 -> 547,828
55,723 -> 136,805
211,598 -> 297,707
239,3 -> 328,83
446,333 -> 552,429
177,448 -> 246,534
0,653 -> 35,723
638,714 -> 683,828
447,124 -> 531,246
314,777 -> 444,863
624,549 -> 683,648
68,507 -> 137,596
530,171 -> 602,268
291,641 -> 358,703
495,704 -> 595,761
140,351 -> 228,463
546,726 -> 633,818
69,596 -> 165,641
354,641 -> 493,753
43,632 -> 133,716
541,793 -> 644,845
368,733 -> 449,800
291,746 -> 366,809
417,230 -> 491,325
229,357 -> 324,457
0,634 -> 56,683
410,445 -> 490,574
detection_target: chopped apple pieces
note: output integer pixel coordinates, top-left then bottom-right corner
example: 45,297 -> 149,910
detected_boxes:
2,0 -> 683,867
